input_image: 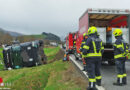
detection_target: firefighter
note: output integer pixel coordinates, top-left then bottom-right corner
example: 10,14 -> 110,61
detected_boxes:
82,26 -> 104,90
74,40 -> 76,48
80,32 -> 88,71
113,29 -> 129,86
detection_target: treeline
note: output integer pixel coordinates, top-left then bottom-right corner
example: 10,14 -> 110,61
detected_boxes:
0,31 -> 61,46
42,32 -> 61,42
0,32 -> 13,45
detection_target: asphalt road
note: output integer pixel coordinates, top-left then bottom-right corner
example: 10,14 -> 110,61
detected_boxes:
70,55 -> 130,90
101,61 -> 130,90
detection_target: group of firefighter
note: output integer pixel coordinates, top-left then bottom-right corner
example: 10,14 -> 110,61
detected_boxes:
78,26 -> 129,90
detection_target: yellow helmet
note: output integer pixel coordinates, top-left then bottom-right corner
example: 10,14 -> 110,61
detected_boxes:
113,29 -> 122,36
83,32 -> 87,37
88,26 -> 97,35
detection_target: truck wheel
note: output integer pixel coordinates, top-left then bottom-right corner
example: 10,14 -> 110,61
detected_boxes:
75,56 -> 79,60
108,60 -> 115,65
74,53 -> 79,60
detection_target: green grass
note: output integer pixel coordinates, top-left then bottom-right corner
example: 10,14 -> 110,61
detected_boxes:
0,60 -> 83,90
44,47 -> 60,61
0,60 -> 64,89
44,47 -> 60,56
0,47 -> 87,90
0,48 -> 4,70
0,47 -> 61,90
21,34 -> 46,40
44,61 -> 82,90
30,34 -> 46,39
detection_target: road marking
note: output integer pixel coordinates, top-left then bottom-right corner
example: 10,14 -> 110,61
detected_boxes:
69,56 -> 105,90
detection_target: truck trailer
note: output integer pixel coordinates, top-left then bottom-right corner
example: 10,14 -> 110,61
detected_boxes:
75,8 -> 130,64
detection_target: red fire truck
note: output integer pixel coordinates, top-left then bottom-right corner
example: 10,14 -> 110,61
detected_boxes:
67,8 -> 130,64
66,32 -> 76,54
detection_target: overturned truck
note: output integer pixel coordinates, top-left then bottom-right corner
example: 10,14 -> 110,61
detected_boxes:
3,40 -> 47,69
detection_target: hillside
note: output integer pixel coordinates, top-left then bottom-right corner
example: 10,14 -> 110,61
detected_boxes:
0,28 -> 61,44
18,32 -> 61,43
0,28 -> 23,37
42,32 -> 61,41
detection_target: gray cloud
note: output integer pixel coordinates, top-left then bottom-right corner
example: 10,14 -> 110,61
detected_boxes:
0,0 -> 130,37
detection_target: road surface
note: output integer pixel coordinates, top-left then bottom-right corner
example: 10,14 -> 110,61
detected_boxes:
70,55 -> 130,90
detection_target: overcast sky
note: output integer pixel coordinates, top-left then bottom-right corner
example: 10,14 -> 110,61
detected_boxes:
0,0 -> 130,37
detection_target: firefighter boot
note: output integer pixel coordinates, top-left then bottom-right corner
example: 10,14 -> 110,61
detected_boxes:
113,78 -> 123,86
123,77 -> 127,85
87,82 -> 98,90
96,79 -> 101,86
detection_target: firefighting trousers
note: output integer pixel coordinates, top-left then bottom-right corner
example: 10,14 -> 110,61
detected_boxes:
84,58 -> 101,79
115,59 -> 126,76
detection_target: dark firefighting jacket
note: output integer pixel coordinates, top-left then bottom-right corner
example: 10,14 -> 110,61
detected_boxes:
82,34 -> 104,59
114,36 -> 129,59
80,38 -> 87,58
80,38 -> 86,52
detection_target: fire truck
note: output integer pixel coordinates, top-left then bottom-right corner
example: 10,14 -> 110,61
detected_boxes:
67,8 -> 130,65
65,32 -> 77,54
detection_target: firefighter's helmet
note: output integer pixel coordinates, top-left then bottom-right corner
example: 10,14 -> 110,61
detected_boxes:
88,26 -> 97,35
83,33 -> 87,37
113,29 -> 122,36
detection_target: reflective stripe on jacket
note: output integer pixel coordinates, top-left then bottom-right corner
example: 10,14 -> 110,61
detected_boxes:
82,34 -> 104,58
114,36 -> 128,59
80,39 -> 87,58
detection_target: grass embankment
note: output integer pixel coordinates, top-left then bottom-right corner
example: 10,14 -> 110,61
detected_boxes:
44,47 -> 64,63
0,48 -> 4,70
44,47 -> 60,61
0,47 -> 88,90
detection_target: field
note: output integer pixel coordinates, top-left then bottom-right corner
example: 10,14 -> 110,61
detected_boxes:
0,47 -> 87,90
27,34 -> 46,39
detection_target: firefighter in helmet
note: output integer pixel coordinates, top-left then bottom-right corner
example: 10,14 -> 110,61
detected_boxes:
80,32 -> 88,71
73,40 -> 76,48
113,29 -> 129,86
73,33 -> 76,49
82,26 -> 104,90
